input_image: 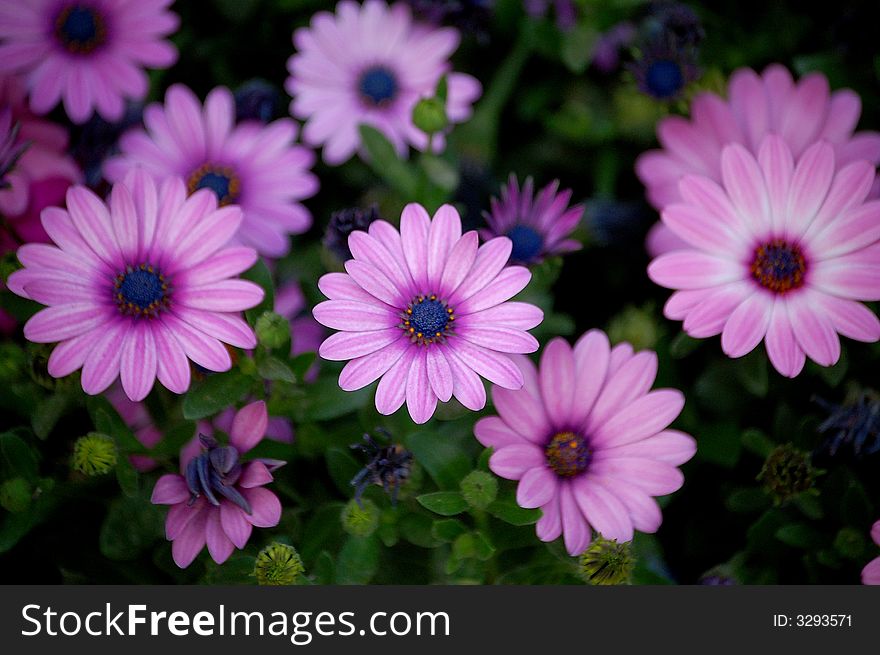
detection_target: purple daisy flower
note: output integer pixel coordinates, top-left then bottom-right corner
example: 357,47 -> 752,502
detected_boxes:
151,400 -> 284,569
482,175 -> 584,265
476,332 -> 696,555
7,169 -> 264,401
864,520 -> 880,585
312,203 -> 544,424
0,0 -> 179,123
105,84 -> 319,258
285,0 -> 482,165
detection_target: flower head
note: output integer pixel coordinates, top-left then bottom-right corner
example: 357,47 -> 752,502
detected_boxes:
475,331 -> 695,555
254,543 -> 304,585
815,392 -> 880,460
757,444 -> 816,504
577,536 -> 634,585
628,34 -> 699,102
647,136 -> 880,377
0,0 -> 179,123
285,0 -> 481,165
234,79 -> 281,124
482,175 -> 583,265
637,65 -> 880,256
8,169 -> 264,401
313,203 -> 543,424
863,520 -> 880,585
105,84 -> 318,258
151,400 -> 284,568
350,430 -> 413,504
72,432 -> 117,476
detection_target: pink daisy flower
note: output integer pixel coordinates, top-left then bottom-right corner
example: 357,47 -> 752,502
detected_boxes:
0,76 -> 81,245
481,174 -> 583,265
104,84 -> 318,258
648,136 -> 880,378
151,400 -> 284,568
7,169 -> 264,401
0,0 -> 179,123
312,203 -> 543,424
475,332 -> 695,556
285,0 -> 482,165
863,520 -> 880,585
636,65 -> 880,256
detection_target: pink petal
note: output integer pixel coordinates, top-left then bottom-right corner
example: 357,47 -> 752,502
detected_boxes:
317,272 -> 376,303
764,301 -> 806,378
242,487 -> 282,528
447,237 -> 513,306
81,323 -> 127,395
174,309 -> 256,350
536,494 -> 562,541
785,140 -> 835,234
661,203 -> 745,253
230,400 -> 268,453
648,251 -> 741,290
449,340 -> 524,389
175,280 -> 264,312
24,304 -> 105,343
863,557 -> 880,585
375,348 -> 415,415
569,330 -> 610,428
338,337 -> 407,391
597,429 -> 696,466
489,444 -> 545,480
459,301 -> 544,330
120,325 -> 157,402
319,327 -> 402,361
491,385 -> 550,445
444,347 -> 487,411
757,134 -> 794,233
153,320 -> 192,394
474,416 -> 526,449
151,474 -> 189,504
405,349 -> 437,424
426,204 -> 462,289
516,466 -> 557,508
538,338 -> 576,424
161,314 -> 232,372
238,461 -> 274,489
560,484 -> 591,555
455,266 -> 532,315
171,509 -> 207,568
720,292 -> 773,358
720,143 -> 769,234
344,260 -> 405,307
400,204 -> 430,290
572,477 -> 634,542
426,347 -> 453,403
220,502 -> 252,549
458,326 -> 538,354
205,509 -> 235,564
590,458 -> 684,496
438,231 -> 478,299
814,295 -> 880,343
589,351 -> 659,428
592,390 -> 685,448
47,333 -> 93,378
313,299 -> 399,331
593,476 -> 662,533
786,296 -> 841,367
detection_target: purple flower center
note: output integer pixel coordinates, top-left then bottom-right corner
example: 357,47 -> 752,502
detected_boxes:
54,4 -> 106,54
400,294 -> 455,345
545,431 -> 591,478
645,59 -> 684,99
185,434 -> 252,514
506,224 -> 545,263
114,264 -> 169,318
358,66 -> 398,106
750,239 -> 806,294
187,163 -> 241,206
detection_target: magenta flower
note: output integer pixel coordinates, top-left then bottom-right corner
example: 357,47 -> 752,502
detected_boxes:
648,136 -> 880,377
151,400 -> 284,568
481,174 -> 583,265
863,520 -> 880,585
285,0 -> 482,165
475,332 -> 695,556
105,84 -> 318,258
7,169 -> 264,401
637,65 -> 880,256
0,0 -> 179,123
313,203 -> 543,424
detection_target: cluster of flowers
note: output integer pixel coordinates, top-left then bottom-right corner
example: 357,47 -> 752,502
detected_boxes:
0,0 -> 878,580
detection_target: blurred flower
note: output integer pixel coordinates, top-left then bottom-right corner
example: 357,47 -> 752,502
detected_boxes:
482,175 -> 583,265
234,79 -> 281,124
286,0 -> 481,165
106,384 -> 163,471
151,401 -> 285,568
254,543 -> 304,586
815,392 -> 880,459
7,169 -> 263,400
459,469 -> 497,510
0,110 -> 26,190
475,332 -> 695,555
211,404 -> 294,446
577,537 -> 634,585
862,520 -> 880,585
313,203 -> 542,423
643,2 -> 704,48
757,444 -> 816,504
628,35 -> 699,102
584,198 -> 652,247
403,0 -> 493,41
648,136 -> 880,377
323,206 -> 382,262
0,0 -> 178,123
0,76 -> 81,246
341,498 -> 380,537
592,22 -> 637,74
275,279 -> 324,382
70,102 -> 144,188
350,431 -> 413,505
105,84 -> 318,258
637,65 -> 880,256
72,432 -> 117,476
523,0 -> 576,31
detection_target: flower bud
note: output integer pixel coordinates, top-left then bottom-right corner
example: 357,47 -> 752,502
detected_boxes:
412,96 -> 448,135
577,537 -> 634,585
459,470 -> 497,511
758,444 -> 816,504
72,432 -> 117,476
255,311 -> 290,350
341,498 -> 380,537
254,542 -> 305,585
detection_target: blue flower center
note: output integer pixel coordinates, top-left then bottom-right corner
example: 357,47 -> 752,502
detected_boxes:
358,66 -> 398,106
54,5 -> 106,54
506,224 -> 545,263
401,294 -> 454,345
545,431 -> 591,478
750,239 -> 806,294
114,264 -> 169,317
187,163 -> 240,206
645,59 -> 685,99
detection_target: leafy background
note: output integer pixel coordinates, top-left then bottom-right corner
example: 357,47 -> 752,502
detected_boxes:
1,0 -> 878,584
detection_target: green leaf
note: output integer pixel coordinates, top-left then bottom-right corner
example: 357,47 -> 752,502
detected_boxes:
32,392 -> 73,440
420,154 -> 459,192
417,491 -> 468,516
487,500 -> 541,526
696,423 -> 741,468
472,531 -> 496,561
290,352 -> 317,379
292,376 -> 372,422
115,457 -> 139,497
358,124 -> 420,197
431,519 -> 468,542
182,370 -> 252,420
775,523 -> 822,549
669,331 -> 701,358
725,487 -> 770,514
741,428 -> 774,458
241,258 -> 275,325
202,555 -> 257,584
313,551 -> 335,584
256,355 -> 297,383
0,431 -> 38,482
325,447 -> 361,497
734,350 -> 769,397
335,535 -> 379,584
398,513 -> 437,548
99,492 -> 163,561
477,447 -> 493,471
406,430 -> 471,489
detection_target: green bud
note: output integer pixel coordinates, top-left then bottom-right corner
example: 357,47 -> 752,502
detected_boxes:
254,542 -> 305,586
0,477 -> 32,513
833,527 -> 866,561
0,342 -> 26,381
412,97 -> 448,135
238,354 -> 258,377
578,537 -> 634,585
459,470 -> 498,511
757,444 -> 816,505
0,250 -> 21,284
341,498 -> 380,537
72,432 -> 117,476
255,311 -> 290,350
607,304 -> 661,351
